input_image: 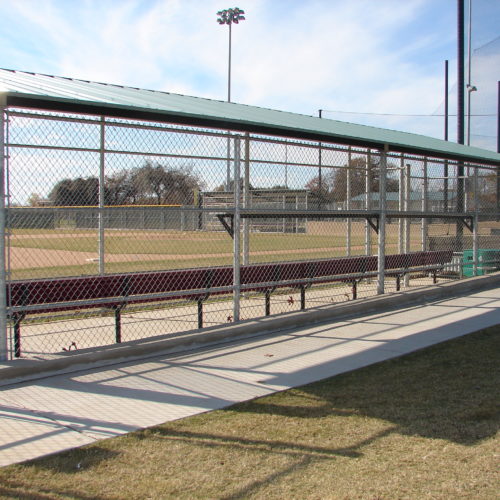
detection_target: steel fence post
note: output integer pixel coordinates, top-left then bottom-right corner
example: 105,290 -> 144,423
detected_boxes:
242,132 -> 250,266
473,164 -> 479,276
233,135 -> 241,321
404,162 -> 411,287
346,147 -> 352,256
0,102 -> 7,361
398,154 -> 404,253
456,161 -> 465,251
377,146 -> 388,295
282,193 -> 286,233
365,149 -> 372,255
422,157 -> 428,251
98,116 -> 105,275
318,110 -> 323,210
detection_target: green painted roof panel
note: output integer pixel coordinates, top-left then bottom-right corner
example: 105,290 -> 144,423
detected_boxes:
0,69 -> 499,166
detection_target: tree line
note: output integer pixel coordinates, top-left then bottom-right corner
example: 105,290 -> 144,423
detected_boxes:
31,156 -> 490,208
42,162 -> 205,206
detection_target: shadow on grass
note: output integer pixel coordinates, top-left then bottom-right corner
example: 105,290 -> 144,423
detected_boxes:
25,446 -> 120,474
135,425 -> 397,460
1,447 -> 119,500
0,484 -> 107,500
229,326 -> 500,446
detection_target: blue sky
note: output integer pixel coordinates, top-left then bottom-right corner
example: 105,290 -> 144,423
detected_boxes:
0,0 -> 498,148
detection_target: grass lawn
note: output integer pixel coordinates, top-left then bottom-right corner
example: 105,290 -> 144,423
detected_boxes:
9,232 -> 377,254
0,326 -> 498,499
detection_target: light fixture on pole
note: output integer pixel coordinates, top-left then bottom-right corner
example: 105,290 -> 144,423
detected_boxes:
466,84 -> 477,146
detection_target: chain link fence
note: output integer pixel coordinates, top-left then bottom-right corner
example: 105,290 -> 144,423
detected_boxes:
3,109 -> 499,359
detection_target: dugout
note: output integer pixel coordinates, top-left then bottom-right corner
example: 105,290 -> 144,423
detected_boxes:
0,69 -> 499,361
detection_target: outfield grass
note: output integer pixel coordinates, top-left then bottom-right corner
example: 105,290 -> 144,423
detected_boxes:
1,327 -> 498,499
10,232 -> 381,254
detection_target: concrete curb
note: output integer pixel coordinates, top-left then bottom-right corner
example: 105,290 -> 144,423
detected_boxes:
1,273 -> 499,386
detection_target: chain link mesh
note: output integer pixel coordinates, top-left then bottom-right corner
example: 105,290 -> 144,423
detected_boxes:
4,109 -> 499,359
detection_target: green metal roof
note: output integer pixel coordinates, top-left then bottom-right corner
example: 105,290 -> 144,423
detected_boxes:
0,68 -> 499,166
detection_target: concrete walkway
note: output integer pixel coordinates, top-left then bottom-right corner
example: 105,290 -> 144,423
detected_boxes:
1,281 -> 500,467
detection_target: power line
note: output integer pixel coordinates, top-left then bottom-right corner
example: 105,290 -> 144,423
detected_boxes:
320,109 -> 495,118
471,133 -> 496,138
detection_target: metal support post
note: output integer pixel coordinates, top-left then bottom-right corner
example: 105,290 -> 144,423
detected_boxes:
404,162 -> 411,287
365,149 -> 372,255
497,80 -> 500,213
232,136 -> 241,322
265,289 -> 271,316
346,147 -> 352,256
473,165 -> 479,276
13,314 -> 23,358
398,154 -> 404,253
295,194 -> 299,233
377,146 -> 388,295
456,163 -> 465,251
443,56 -> 450,226
98,117 -> 106,275
0,103 -> 7,361
318,109 -> 323,209
444,159 -> 449,212
242,132 -> 250,266
282,194 -> 286,233
456,0 -> 465,250
226,133 -> 231,191
197,299 -> 204,328
421,158 -> 428,251
114,306 -> 122,344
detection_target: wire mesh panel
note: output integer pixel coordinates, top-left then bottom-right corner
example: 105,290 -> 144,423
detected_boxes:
3,108 -> 499,359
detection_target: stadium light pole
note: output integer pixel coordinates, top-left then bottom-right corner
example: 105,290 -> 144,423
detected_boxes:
217,7 -> 245,103
217,7 -> 245,191
457,0 -> 465,251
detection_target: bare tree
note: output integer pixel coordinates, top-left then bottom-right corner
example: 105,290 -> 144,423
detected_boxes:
306,157 -> 398,202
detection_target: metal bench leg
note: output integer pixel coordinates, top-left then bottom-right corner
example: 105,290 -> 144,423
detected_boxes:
300,285 -> 306,310
396,275 -> 401,291
432,270 -> 438,284
352,281 -> 357,300
197,299 -> 203,329
13,313 -> 24,358
265,290 -> 271,316
114,305 -> 124,344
